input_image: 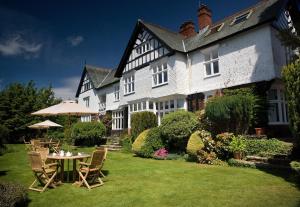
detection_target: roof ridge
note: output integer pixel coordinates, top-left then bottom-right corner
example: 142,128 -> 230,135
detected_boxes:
142,21 -> 184,38
97,69 -> 113,88
85,64 -> 112,72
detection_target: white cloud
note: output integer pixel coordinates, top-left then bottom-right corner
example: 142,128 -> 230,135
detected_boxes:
67,35 -> 84,47
53,76 -> 80,100
0,34 -> 42,58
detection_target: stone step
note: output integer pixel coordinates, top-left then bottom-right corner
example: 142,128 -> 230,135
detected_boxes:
101,144 -> 122,149
246,155 -> 290,166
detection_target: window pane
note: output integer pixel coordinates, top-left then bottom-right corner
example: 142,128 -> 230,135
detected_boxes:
143,102 -> 146,110
158,65 -> 162,72
158,73 -> 162,84
134,104 -> 137,111
213,61 -> 219,74
149,102 -> 153,109
205,63 -> 211,75
163,71 -> 168,82
170,100 -> 174,108
153,75 -> 157,85
132,83 -> 135,92
138,102 -> 141,110
163,63 -> 167,69
268,103 -> 279,122
268,89 -> 278,100
128,84 -> 131,92
177,99 -> 184,108
165,101 -> 169,109
153,67 -> 157,74
160,102 -> 163,110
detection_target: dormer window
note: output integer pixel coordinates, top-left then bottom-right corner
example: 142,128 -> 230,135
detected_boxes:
205,23 -> 224,36
231,10 -> 253,25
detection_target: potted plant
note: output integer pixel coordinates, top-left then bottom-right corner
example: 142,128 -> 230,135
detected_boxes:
229,135 -> 246,160
254,127 -> 265,136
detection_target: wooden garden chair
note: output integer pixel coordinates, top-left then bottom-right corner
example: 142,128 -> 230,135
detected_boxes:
30,139 -> 41,151
28,151 -> 58,193
77,150 -> 106,190
51,140 -> 60,153
23,138 -> 32,151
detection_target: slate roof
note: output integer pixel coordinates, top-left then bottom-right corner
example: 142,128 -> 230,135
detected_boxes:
75,65 -> 119,97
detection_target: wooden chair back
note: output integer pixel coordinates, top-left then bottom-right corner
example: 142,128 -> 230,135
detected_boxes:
35,147 -> 49,163
31,139 -> 41,147
90,150 -> 106,169
28,151 -> 43,172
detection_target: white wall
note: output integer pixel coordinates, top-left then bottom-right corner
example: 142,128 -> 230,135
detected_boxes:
190,25 -> 276,94
78,88 -> 100,112
98,83 -> 120,111
119,53 -> 189,106
270,27 -> 288,78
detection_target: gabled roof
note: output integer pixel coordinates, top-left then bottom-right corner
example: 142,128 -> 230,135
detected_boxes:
115,0 -> 287,76
75,65 -> 119,97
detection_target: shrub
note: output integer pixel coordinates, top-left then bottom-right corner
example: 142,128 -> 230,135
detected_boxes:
205,91 -> 257,134
71,121 -> 106,146
160,110 -> 198,151
100,112 -> 112,136
194,110 -> 211,131
229,135 -> 247,153
132,129 -> 150,156
282,59 -> 300,140
131,111 -> 157,139
227,158 -> 256,168
186,131 -> 205,160
290,161 -> 300,175
0,125 -> 9,145
0,181 -> 28,207
132,128 -> 164,158
214,132 -> 235,159
197,150 -> 217,164
244,138 -> 293,157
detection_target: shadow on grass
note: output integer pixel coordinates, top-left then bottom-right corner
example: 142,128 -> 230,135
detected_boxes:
255,165 -> 300,190
0,170 -> 8,177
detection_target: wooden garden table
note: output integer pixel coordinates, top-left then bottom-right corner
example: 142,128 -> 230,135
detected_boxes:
47,154 -> 90,182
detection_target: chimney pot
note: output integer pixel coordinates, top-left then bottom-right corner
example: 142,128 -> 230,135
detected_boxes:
179,21 -> 197,38
198,4 -> 212,30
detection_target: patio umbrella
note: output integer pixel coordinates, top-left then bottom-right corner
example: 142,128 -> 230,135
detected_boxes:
28,120 -> 63,138
28,120 -> 63,129
31,100 -> 98,142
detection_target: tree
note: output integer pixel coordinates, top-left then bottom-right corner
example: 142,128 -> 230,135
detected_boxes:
0,81 -> 60,143
282,59 -> 300,140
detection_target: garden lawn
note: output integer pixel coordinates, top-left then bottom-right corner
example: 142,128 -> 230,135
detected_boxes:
1,145 -> 300,207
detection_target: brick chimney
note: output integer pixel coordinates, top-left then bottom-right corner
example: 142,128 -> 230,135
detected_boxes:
179,21 -> 197,38
198,4 -> 212,30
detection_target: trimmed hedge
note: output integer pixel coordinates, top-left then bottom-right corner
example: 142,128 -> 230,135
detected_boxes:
244,138 -> 293,157
227,158 -> 256,168
0,181 -> 28,207
132,128 -> 164,158
160,110 -> 198,151
71,121 -> 106,146
131,111 -> 157,139
186,131 -> 204,160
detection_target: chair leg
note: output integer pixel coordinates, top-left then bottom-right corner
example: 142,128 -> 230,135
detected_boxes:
41,172 -> 57,193
100,171 -> 105,177
78,171 -> 91,190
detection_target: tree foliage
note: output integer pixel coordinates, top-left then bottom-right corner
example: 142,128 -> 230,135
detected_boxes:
282,59 -> 300,139
0,81 -> 60,143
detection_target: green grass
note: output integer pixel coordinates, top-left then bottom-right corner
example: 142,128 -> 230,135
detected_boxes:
1,144 -> 300,207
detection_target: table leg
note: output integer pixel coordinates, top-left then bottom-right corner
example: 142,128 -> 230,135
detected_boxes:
61,160 -> 64,182
67,159 -> 70,182
73,159 -> 77,182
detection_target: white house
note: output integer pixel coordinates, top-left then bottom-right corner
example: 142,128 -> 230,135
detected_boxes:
76,0 -> 299,136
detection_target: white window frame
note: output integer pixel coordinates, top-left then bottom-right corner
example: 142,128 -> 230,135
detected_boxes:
268,88 -> 289,125
230,10 -> 253,25
124,75 -> 135,95
152,62 -> 168,87
112,110 -> 124,130
203,49 -> 220,78
114,85 -> 120,101
83,96 -> 90,108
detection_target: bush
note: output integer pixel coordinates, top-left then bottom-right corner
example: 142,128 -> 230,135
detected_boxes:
100,112 -> 112,136
131,111 -> 157,139
0,181 -> 28,207
214,132 -> 235,159
244,138 -> 293,157
290,161 -> 300,175
227,158 -> 256,168
0,125 -> 9,145
186,131 -> 205,160
153,148 -> 169,160
120,132 -> 133,153
132,128 -> 164,158
282,59 -> 300,140
160,110 -> 198,151
132,129 -> 150,156
194,110 -> 211,131
205,91 -> 257,134
71,121 -> 106,146
229,135 -> 247,153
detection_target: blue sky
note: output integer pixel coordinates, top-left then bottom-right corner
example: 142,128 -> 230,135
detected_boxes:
0,0 -> 259,99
